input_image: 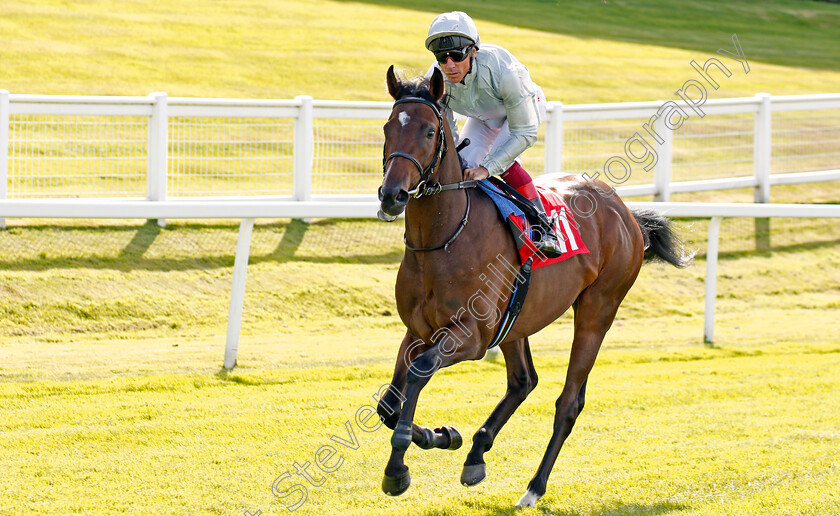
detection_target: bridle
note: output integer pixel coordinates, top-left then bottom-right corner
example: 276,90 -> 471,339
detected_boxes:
382,97 -> 449,199
381,96 -> 477,252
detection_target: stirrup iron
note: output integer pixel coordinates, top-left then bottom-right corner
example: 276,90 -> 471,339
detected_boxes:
532,201 -> 564,259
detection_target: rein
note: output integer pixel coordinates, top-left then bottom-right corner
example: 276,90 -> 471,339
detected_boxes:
383,96 -> 478,252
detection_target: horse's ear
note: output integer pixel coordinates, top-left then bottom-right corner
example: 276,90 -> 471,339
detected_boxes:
429,67 -> 445,103
386,65 -> 401,100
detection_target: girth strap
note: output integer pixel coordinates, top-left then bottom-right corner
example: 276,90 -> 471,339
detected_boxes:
487,257 -> 533,349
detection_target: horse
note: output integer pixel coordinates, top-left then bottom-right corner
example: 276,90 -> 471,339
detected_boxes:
376,65 -> 691,509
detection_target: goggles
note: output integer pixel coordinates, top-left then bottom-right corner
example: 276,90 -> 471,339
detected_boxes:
434,45 -> 473,64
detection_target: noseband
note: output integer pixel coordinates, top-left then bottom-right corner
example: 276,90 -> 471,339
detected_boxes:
382,97 -> 448,198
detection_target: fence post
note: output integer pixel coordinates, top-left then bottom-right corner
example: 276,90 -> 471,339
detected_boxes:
704,216 -> 723,345
753,93 -> 771,203
0,90 -> 9,229
654,101 -> 672,202
293,95 -> 314,203
544,102 -> 563,174
147,92 -> 168,228
225,218 -> 255,370
753,93 -> 771,250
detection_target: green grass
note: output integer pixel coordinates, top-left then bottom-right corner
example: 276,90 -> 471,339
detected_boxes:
2,338 -> 839,514
8,110 -> 839,199
349,0 -> 840,71
2,0 -> 840,102
1,183 -> 838,346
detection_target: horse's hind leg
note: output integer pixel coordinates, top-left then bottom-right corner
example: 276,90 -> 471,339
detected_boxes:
516,288 -> 625,509
461,337 -> 538,486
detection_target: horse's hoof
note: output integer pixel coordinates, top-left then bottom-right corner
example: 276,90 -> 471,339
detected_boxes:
515,488 -> 541,508
436,426 -> 463,450
382,469 -> 411,496
460,463 -> 486,486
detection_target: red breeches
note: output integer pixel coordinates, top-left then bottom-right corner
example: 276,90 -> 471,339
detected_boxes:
500,162 -> 537,200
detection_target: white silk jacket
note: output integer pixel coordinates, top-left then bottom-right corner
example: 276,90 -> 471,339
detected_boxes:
427,44 -> 546,176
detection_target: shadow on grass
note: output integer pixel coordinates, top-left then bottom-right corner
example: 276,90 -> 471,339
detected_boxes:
717,236 -> 840,260
3,216 -> 836,271
339,0 -> 840,71
214,367 -> 298,386
120,220 -> 162,259
420,500 -> 690,516
0,218 -> 405,271
273,218 -> 309,259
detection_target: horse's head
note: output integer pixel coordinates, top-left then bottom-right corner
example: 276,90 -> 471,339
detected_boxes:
378,65 -> 447,221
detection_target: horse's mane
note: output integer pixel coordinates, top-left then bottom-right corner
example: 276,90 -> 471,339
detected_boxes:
391,73 -> 447,110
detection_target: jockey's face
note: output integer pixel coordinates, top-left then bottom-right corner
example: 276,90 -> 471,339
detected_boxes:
440,47 -> 475,84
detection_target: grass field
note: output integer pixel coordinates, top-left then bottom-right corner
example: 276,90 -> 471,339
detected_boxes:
2,338 -> 839,515
2,0 -> 840,515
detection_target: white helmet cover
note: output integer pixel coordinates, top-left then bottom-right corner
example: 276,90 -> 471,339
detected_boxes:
425,11 -> 480,50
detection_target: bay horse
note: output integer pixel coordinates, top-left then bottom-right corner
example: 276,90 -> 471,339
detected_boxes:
376,66 -> 690,509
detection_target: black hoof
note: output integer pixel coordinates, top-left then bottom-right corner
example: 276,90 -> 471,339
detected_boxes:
460,462 -> 486,486
382,469 -> 411,496
436,426 -> 463,450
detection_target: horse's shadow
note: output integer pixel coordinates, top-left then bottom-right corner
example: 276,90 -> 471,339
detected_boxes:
418,500 -> 690,516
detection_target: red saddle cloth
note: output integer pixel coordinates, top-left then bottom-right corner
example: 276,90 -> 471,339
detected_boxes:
512,186 -> 589,270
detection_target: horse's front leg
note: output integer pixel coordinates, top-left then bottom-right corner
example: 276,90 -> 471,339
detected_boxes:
376,332 -> 414,431
376,332 -> 464,452
382,325 -> 482,496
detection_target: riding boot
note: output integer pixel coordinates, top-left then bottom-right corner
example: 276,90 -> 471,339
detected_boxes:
502,162 -> 565,258
515,184 -> 565,258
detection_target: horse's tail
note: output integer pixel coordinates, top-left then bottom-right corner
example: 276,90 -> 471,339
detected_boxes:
632,209 -> 694,268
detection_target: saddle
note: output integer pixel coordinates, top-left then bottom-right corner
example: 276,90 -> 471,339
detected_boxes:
475,178 -> 589,348
477,177 -> 589,270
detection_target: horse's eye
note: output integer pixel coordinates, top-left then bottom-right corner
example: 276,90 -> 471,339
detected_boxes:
426,129 -> 436,138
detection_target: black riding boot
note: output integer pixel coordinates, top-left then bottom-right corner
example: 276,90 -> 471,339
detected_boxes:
530,196 -> 565,259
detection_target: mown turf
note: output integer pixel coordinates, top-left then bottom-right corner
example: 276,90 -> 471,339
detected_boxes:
2,341 -> 839,515
2,0 -> 840,102
1,183 -> 838,346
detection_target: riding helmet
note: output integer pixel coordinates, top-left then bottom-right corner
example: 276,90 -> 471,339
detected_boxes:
425,11 -> 481,51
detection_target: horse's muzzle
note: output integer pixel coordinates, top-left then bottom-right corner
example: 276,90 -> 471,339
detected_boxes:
378,185 -> 409,220
377,209 -> 398,222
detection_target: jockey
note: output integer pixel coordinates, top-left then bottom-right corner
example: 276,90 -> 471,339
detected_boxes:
425,11 -> 565,258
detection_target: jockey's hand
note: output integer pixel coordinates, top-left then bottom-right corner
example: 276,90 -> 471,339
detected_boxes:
464,166 -> 489,181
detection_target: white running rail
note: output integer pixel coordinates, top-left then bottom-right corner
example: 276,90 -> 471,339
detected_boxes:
1,90 -> 839,366
1,198 -> 838,367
